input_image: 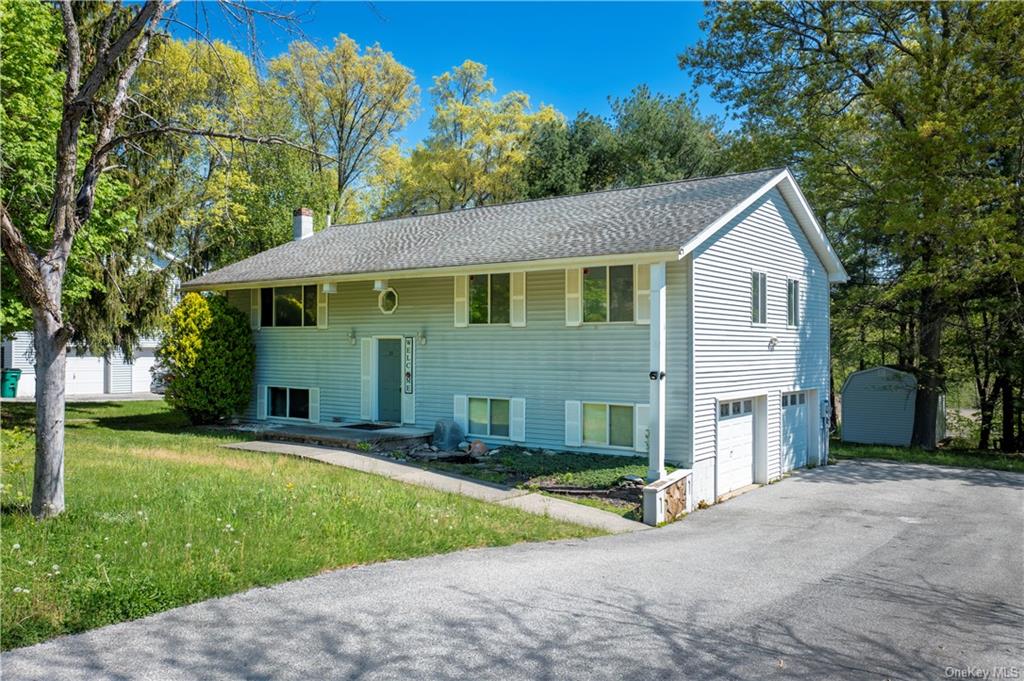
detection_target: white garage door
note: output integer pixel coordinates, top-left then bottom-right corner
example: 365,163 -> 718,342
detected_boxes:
782,391 -> 808,471
66,356 -> 105,395
132,355 -> 156,393
718,398 -> 754,493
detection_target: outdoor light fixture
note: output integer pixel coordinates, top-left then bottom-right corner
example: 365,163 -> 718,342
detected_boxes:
347,329 -> 357,346
768,336 -> 779,350
373,279 -> 388,292
416,329 -> 427,346
322,282 -> 337,294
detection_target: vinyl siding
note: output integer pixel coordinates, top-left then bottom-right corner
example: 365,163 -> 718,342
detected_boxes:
691,188 -> 831,502
229,264 -> 692,462
2,332 -> 106,397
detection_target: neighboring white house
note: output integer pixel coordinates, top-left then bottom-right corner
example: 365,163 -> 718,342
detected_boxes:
1,333 -> 159,398
840,366 -> 946,447
182,168 -> 848,508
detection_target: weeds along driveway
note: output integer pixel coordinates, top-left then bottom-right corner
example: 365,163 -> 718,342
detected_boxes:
4,459 -> 1022,681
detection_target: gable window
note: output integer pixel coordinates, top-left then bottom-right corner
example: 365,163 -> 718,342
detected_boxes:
787,279 -> 800,327
468,397 -> 510,437
751,272 -> 767,325
469,273 -> 510,324
261,285 -> 318,327
583,265 -> 634,323
582,402 -> 634,448
268,386 -> 310,419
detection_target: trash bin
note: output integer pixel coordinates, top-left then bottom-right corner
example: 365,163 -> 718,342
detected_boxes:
1,368 -> 22,398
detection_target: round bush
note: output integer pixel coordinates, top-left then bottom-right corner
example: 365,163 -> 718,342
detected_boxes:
157,292 -> 255,424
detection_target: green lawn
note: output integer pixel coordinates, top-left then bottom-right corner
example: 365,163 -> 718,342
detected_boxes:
830,440 -> 1024,473
0,401 -> 599,650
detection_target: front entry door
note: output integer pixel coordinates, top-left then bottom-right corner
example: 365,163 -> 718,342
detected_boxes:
377,339 -> 402,422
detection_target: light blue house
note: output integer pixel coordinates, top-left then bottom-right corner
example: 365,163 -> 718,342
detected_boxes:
183,168 -> 848,508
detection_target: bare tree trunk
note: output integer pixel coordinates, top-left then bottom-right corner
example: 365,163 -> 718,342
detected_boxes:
911,287 -> 944,450
30,308 -> 68,518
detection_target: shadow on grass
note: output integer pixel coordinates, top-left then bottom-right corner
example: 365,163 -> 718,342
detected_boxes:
424,448 -> 659,489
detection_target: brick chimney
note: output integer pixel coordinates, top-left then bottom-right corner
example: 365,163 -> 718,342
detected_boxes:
293,207 -> 313,241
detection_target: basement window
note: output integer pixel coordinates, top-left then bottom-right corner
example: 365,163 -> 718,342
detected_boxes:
468,397 -> 510,437
268,387 -> 310,419
582,402 -> 634,448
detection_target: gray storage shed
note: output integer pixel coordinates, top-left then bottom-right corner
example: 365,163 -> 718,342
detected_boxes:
841,367 -> 945,447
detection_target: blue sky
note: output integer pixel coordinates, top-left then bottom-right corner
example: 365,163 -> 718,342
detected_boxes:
175,1 -> 727,147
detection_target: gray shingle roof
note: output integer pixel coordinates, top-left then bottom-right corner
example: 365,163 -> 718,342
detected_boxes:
183,168 -> 784,289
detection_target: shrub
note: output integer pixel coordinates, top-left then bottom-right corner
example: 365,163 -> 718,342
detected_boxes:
157,292 -> 254,424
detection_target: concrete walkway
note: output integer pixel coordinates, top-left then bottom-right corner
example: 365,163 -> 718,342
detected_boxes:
5,461 -> 1021,680
223,440 -> 647,534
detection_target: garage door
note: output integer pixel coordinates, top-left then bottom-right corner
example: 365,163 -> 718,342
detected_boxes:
132,355 -> 156,393
782,391 -> 808,471
718,398 -> 754,493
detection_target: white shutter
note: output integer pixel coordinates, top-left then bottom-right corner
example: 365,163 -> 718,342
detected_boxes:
402,341 -> 416,425
635,264 -> 651,325
453,394 -> 468,433
453,275 -> 468,327
256,385 -> 267,420
634,403 -> 650,453
510,272 -> 526,327
360,338 -> 373,420
565,268 -> 582,326
510,398 -> 526,442
309,388 -> 320,423
565,400 -> 582,446
250,289 -> 260,329
317,286 -> 328,328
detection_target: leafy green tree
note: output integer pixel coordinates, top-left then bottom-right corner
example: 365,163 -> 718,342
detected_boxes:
379,61 -> 559,214
681,2 -> 1024,449
522,87 -> 728,199
158,293 -> 254,424
270,35 -> 418,224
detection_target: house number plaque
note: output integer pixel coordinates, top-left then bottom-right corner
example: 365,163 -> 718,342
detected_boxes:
403,336 -> 414,394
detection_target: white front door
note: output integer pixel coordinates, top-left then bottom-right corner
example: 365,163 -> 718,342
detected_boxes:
718,398 -> 754,493
782,391 -> 808,470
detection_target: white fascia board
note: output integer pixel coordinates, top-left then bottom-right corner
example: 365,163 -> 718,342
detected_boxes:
182,250 -> 679,292
678,169 -> 849,283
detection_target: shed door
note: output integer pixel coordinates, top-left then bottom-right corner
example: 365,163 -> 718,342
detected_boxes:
782,391 -> 808,471
718,399 -> 754,493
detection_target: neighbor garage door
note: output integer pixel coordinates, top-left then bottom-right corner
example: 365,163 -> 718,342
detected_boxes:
718,398 -> 754,494
782,391 -> 808,471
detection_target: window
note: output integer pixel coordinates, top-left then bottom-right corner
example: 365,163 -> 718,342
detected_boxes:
583,265 -> 634,323
787,279 -> 800,326
469,274 -> 510,324
378,287 -> 398,314
582,402 -> 634,448
268,386 -> 310,419
719,399 -> 753,419
261,285 -> 317,327
751,272 -> 767,325
782,392 -> 806,408
468,397 -> 510,437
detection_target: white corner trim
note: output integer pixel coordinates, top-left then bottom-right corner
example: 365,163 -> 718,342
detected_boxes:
678,169 -> 848,283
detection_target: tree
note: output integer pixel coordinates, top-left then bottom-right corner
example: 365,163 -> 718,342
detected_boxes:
522,86 -> 729,200
270,35 -> 417,223
681,2 -> 1024,449
158,293 -> 254,424
0,0 -> 302,518
380,61 -> 559,214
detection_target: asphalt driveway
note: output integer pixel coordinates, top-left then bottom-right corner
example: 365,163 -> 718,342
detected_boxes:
4,460 -> 1022,680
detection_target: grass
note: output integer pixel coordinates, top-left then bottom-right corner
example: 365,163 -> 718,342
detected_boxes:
830,439 -> 1024,473
0,401 -> 600,650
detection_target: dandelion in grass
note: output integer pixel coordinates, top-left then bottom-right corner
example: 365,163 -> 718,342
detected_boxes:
12,543 -> 20,550
141,542 -> 148,548
26,559 -> 35,566
94,554 -> 102,561
185,543 -> 192,550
